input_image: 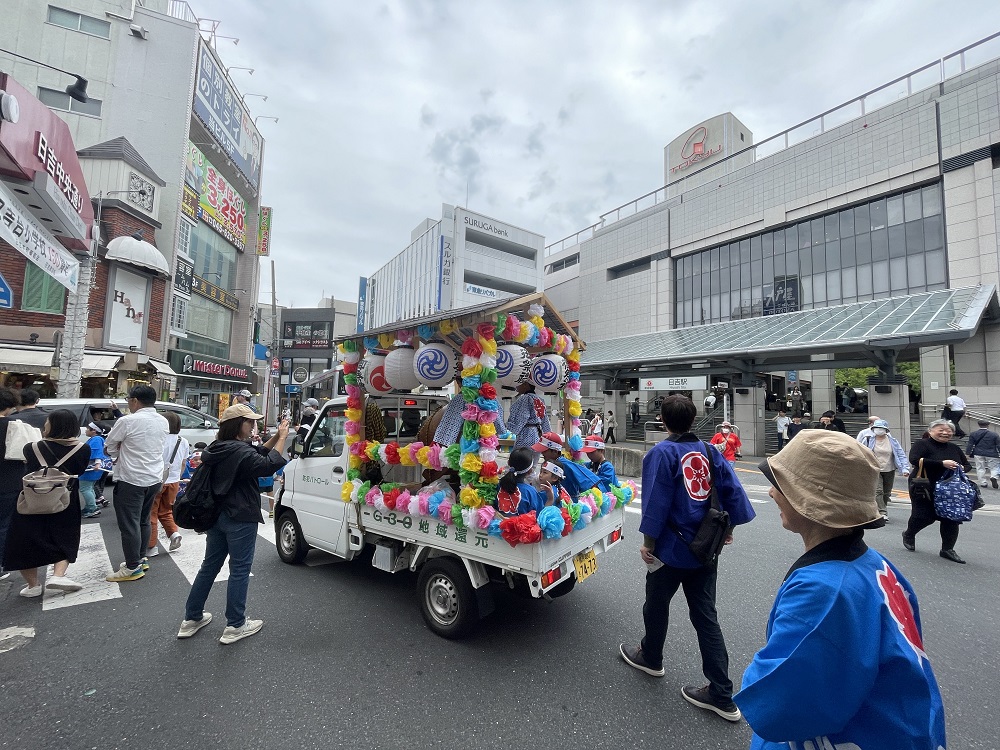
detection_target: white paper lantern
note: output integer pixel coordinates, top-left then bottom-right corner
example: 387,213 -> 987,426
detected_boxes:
358,353 -> 392,394
529,354 -> 568,392
413,343 -> 457,388
384,346 -> 420,391
495,345 -> 531,388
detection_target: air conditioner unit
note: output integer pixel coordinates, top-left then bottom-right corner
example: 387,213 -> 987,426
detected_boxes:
129,24 -> 149,39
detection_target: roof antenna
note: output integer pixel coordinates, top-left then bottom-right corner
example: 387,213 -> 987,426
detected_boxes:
465,177 -> 470,209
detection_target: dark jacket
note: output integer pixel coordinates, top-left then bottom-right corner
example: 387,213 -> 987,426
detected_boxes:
14,408 -> 49,429
201,439 -> 286,524
967,428 -> 1000,458
908,437 -> 970,486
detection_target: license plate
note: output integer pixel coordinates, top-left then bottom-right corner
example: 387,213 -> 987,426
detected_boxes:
573,549 -> 598,583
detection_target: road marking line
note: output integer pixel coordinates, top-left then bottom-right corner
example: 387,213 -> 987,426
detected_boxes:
43,524 -> 121,611
163,531 -> 234,585
0,626 -> 34,654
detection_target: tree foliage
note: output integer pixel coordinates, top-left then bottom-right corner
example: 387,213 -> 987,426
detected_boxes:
835,363 -> 921,394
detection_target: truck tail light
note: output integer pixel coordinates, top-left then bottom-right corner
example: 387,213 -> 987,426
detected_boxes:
540,567 -> 562,588
608,528 -> 622,545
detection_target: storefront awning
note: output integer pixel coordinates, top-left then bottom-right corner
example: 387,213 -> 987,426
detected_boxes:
0,348 -> 54,374
81,354 -> 122,378
148,359 -> 177,377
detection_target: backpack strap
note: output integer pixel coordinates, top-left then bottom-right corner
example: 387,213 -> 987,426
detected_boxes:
31,441 -> 47,467
168,436 -> 183,464
50,441 -> 87,469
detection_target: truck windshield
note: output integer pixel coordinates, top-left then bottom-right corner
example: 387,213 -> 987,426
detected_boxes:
306,407 -> 347,457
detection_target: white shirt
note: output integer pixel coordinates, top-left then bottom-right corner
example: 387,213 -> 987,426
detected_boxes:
774,415 -> 791,433
946,394 -> 966,411
105,407 -> 169,486
162,434 -> 191,484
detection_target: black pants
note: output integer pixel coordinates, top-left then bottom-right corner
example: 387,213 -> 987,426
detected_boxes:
640,561 -> 733,701
906,484 -> 960,551
113,481 -> 162,568
605,428 -> 617,444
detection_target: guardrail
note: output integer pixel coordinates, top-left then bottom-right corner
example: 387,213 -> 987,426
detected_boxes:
545,30 -> 1000,257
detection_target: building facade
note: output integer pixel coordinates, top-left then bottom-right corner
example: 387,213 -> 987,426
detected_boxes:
547,34 -> 1000,423
1,0 -> 268,406
364,204 -> 545,329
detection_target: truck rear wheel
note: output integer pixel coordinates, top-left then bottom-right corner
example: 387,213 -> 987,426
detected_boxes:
276,511 -> 309,565
418,557 -> 478,639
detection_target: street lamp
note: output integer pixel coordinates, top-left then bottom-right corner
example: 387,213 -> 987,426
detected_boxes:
254,116 -> 278,126
0,47 -> 89,102
57,189 -> 146,397
243,93 -> 267,101
226,66 -> 254,75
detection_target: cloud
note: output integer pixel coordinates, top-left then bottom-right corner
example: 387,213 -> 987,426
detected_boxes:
525,123 -> 546,158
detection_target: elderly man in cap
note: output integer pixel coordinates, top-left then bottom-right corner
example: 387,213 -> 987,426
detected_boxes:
531,431 -> 600,502
735,430 -> 946,749
234,389 -> 254,406
619,395 -> 755,722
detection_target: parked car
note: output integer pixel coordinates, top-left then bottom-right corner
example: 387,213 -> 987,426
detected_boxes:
36,398 -> 219,445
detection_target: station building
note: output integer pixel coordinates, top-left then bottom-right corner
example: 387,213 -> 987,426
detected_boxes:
545,33 -> 1000,452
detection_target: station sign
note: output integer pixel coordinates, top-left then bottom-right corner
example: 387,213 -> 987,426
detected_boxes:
640,375 -> 708,391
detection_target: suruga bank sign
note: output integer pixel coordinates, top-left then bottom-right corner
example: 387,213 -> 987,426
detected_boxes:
664,113 -> 753,186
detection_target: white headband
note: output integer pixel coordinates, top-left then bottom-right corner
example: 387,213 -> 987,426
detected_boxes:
536,438 -> 562,452
540,461 -> 565,479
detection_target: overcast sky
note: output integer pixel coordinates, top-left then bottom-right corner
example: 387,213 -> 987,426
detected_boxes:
190,0 -> 1000,309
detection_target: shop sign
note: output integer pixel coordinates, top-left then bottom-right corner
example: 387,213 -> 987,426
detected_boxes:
640,375 -> 707,391
174,257 -> 194,295
172,352 -> 250,381
763,276 -> 800,316
185,141 -> 247,251
356,277 -> 367,333
181,185 -> 199,220
35,132 -> 83,213
670,126 -> 722,176
0,179 -> 79,291
192,39 -> 263,189
464,282 -> 499,299
292,367 -> 308,384
282,321 -> 331,349
107,267 -> 148,350
191,274 -> 239,311
437,235 -> 453,308
257,206 -> 272,256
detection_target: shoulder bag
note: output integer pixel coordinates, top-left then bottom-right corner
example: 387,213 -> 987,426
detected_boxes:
5,420 -> 43,461
162,436 -> 183,483
908,458 -> 933,504
671,442 -> 732,566
934,467 -> 979,522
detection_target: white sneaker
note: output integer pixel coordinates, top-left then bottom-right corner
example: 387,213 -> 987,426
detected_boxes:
45,576 -> 83,592
146,546 -> 160,557
177,612 -> 213,638
19,585 -> 43,598
219,619 -> 263,644
169,532 -> 183,552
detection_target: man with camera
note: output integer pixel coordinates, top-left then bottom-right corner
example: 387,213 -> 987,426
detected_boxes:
619,395 -> 755,722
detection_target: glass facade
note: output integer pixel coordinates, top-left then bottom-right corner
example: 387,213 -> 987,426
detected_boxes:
187,222 -> 238,290
177,295 -> 232,359
675,184 -> 946,327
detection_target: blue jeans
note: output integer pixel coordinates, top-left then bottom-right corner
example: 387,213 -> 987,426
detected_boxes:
640,560 -> 734,701
79,479 -> 98,514
184,512 -> 259,627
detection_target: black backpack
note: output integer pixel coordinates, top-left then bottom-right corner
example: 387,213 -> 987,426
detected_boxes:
173,463 -> 221,533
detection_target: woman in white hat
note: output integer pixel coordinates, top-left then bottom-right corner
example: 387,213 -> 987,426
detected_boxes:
858,419 -> 909,520
177,405 -> 289,645
735,430 -> 946,749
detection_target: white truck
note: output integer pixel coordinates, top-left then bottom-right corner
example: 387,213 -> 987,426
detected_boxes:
273,394 -> 626,638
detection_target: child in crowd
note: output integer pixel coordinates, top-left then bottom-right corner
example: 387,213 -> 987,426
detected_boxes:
79,422 -> 111,519
259,465 -> 284,519
496,447 -> 546,518
581,435 -> 618,492
536,460 -> 570,507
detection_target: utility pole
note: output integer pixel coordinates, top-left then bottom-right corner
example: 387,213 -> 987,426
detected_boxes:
270,259 -> 279,426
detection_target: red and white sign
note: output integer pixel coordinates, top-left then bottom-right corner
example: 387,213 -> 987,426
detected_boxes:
670,126 -> 722,175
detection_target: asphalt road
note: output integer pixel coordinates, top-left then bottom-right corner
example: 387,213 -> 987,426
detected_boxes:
1,462 -> 998,750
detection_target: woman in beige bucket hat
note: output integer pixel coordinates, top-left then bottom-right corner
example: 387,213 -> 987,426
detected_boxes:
734,430 -> 946,749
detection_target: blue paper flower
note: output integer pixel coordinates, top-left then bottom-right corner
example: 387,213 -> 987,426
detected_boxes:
428,491 -> 445,516
537,506 -> 565,539
487,518 -> 503,537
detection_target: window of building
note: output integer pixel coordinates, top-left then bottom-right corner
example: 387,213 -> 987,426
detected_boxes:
177,220 -> 193,257
47,6 -> 111,38
37,86 -> 103,117
674,183 -> 947,327
546,254 -> 579,274
21,262 -> 66,314
178,294 -> 232,359
187,221 -> 237,288
170,295 -> 188,334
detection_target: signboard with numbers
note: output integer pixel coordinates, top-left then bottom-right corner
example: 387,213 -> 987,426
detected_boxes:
185,141 -> 247,251
192,39 -> 263,189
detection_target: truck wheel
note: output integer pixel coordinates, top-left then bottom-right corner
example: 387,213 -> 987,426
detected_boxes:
276,512 -> 309,564
418,557 -> 478,639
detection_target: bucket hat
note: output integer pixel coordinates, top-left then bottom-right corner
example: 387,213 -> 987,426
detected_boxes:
220,404 -> 264,423
759,430 -> 881,528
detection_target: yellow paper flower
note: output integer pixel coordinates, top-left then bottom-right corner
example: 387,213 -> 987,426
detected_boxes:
345,433 -> 360,445
480,337 -> 497,356
345,408 -> 362,423
460,486 -> 483,508
399,449 -> 415,466
341,482 -> 354,501
349,455 -> 362,469
479,423 -> 496,438
417,446 -> 433,468
479,475 -> 499,485
461,364 -> 483,377
567,348 -> 580,363
460,453 -> 483,473
568,401 -> 582,417
440,319 -> 459,335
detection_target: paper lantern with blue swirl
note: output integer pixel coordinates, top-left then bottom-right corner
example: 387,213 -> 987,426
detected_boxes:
495,345 -> 531,388
529,354 -> 567,392
384,346 -> 420,391
413,343 -> 457,387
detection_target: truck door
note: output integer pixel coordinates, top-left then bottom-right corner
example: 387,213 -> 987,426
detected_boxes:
289,404 -> 350,550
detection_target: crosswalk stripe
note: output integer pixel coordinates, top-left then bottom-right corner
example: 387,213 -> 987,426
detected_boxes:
0,626 -> 35,654
42,524 -> 121,611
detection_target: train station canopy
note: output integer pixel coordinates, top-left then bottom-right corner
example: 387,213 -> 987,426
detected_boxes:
581,285 -> 999,378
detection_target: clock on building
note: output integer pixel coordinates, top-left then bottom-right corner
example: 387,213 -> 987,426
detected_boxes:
128,172 -> 154,212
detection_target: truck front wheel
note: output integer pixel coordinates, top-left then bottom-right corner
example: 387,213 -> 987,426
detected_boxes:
276,511 -> 309,564
418,557 -> 479,639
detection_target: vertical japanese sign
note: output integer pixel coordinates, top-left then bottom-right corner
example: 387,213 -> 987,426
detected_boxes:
192,39 -> 263,189
257,206 -> 272,256
356,277 -> 368,333
437,234 -> 453,311
0,180 -> 79,291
